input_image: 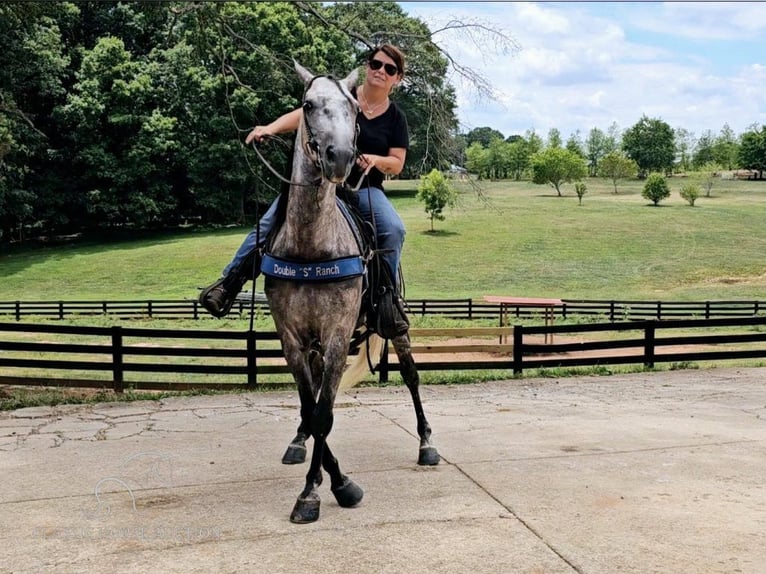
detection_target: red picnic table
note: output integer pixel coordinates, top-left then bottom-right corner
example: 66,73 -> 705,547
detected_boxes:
483,296 -> 563,344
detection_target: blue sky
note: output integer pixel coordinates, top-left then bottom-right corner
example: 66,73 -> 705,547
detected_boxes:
398,2 -> 766,140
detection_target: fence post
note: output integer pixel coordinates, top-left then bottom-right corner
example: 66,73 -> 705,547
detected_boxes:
147,300 -> 153,318
246,331 -> 257,388
609,301 -> 615,322
705,301 -> 711,319
193,300 -> 199,320
513,324 -> 523,375
15,301 -> 21,321
656,301 -> 662,321
644,322 -> 655,369
111,326 -> 124,393
378,339 -> 389,384
58,301 -> 64,320
468,298 -> 473,320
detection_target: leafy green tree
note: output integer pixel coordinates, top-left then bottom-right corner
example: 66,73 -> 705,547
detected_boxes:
465,141 -> 488,179
680,182 -> 700,206
547,128 -> 562,149
641,173 -> 670,206
584,127 -> 609,176
525,129 -> 544,156
738,125 -> 766,176
622,115 -> 675,177
416,168 -> 458,231
566,131 -> 585,158
692,129 -> 716,168
530,147 -> 587,196
597,151 -> 638,194
674,127 -> 695,173
507,138 -> 531,180
465,126 -> 505,148
712,123 -> 739,170
486,137 -> 510,179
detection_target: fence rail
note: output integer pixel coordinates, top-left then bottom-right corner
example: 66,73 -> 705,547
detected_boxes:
2,316 -> 766,391
1,298 -> 765,322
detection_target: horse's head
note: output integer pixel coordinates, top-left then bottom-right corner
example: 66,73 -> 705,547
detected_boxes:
295,61 -> 359,184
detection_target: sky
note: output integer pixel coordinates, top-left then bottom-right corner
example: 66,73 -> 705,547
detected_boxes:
398,1 -> 766,141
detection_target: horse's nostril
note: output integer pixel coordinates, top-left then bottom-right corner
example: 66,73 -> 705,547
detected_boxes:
326,145 -> 336,162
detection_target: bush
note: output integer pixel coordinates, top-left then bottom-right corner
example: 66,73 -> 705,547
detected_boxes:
574,181 -> 587,206
680,182 -> 701,206
642,173 -> 671,206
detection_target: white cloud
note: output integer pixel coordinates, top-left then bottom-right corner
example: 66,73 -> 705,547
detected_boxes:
400,1 -> 766,139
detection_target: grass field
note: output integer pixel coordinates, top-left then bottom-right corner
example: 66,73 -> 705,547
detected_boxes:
1,177 -> 765,302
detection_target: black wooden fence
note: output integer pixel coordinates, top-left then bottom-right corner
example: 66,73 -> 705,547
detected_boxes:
2,316 -> 766,391
1,297 -> 765,322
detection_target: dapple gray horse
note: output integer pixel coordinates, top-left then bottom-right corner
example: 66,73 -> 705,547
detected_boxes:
263,62 -> 439,523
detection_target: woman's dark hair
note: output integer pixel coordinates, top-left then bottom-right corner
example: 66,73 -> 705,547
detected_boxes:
368,44 -> 405,76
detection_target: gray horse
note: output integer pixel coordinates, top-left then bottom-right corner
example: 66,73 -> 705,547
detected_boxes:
263,62 -> 439,524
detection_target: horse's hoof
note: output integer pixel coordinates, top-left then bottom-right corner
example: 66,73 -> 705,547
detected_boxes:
331,476 -> 364,508
282,443 -> 307,465
290,497 -> 320,524
418,446 -> 440,466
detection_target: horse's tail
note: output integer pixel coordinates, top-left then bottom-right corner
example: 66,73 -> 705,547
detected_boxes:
339,333 -> 384,391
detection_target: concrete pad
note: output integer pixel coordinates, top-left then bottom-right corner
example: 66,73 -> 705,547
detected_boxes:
1,366 -> 765,573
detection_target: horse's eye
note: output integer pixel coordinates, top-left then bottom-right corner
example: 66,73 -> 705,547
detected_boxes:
302,101 -> 313,112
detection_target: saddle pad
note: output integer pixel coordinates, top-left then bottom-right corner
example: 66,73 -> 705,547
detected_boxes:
261,253 -> 365,282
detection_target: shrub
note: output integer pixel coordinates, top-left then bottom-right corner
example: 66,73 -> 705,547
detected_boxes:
642,173 -> 670,206
574,181 -> 587,206
680,182 -> 701,206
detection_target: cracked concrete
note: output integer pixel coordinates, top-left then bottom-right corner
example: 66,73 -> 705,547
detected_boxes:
1,367 -> 765,573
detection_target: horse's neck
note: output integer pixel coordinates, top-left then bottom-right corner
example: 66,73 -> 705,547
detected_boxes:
281,147 -> 340,251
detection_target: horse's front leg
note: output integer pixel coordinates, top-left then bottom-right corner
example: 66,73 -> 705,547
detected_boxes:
391,333 -> 440,466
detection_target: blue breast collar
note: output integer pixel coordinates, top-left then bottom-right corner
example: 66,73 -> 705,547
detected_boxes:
261,253 -> 365,282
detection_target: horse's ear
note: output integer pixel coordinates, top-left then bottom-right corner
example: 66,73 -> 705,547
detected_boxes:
342,68 -> 359,91
294,60 -> 314,85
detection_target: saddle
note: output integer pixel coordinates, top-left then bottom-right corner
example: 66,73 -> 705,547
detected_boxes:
262,185 -> 409,340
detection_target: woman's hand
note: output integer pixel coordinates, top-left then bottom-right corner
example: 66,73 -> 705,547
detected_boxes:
245,126 -> 271,145
357,153 -> 380,175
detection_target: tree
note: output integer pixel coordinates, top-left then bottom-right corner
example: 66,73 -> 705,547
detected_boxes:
712,123 -> 739,170
692,130 -> 716,168
547,128 -> 562,149
465,126 -> 505,148
416,168 -> 458,231
465,141 -> 488,179
674,127 -> 695,173
738,125 -> 766,176
622,115 -> 675,177
566,131 -> 585,158
530,147 -> 587,196
680,182 -> 700,207
585,127 -> 609,177
598,151 -> 638,194
642,173 -> 670,206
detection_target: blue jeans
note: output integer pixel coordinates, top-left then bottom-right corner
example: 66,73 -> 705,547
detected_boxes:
223,186 -> 405,287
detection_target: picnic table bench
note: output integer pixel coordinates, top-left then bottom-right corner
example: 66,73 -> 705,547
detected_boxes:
483,296 -> 563,344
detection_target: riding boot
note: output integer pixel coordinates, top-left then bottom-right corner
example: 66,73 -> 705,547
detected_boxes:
372,264 -> 409,339
199,251 -> 262,318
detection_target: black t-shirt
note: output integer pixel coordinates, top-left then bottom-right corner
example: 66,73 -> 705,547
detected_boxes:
347,86 -> 409,190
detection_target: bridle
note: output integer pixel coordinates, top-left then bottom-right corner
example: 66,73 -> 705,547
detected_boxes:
251,74 -> 363,190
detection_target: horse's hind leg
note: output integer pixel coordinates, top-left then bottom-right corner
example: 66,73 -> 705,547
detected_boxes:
391,333 -> 440,466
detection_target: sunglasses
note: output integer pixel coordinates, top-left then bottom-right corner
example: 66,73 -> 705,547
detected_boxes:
368,58 -> 399,77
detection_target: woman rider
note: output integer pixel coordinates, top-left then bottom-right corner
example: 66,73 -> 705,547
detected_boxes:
199,44 -> 410,336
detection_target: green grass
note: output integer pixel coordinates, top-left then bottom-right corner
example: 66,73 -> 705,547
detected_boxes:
3,177 -> 765,302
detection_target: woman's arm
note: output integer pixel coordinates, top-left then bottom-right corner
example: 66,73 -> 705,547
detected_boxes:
357,147 -> 407,176
245,108 -> 303,144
